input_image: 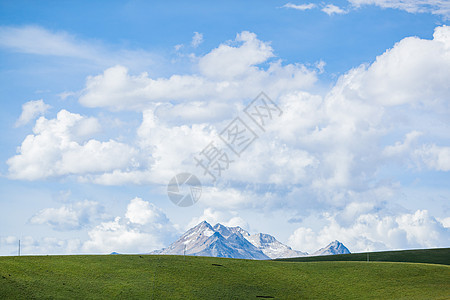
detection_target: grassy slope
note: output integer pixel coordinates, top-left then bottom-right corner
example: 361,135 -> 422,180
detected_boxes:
276,248 -> 450,265
0,255 -> 449,299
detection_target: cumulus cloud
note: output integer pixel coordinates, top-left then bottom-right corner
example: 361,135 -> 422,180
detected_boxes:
29,200 -> 105,231
125,197 -> 168,225
4,198 -> 177,255
78,31 -> 317,110
289,209 -> 450,253
199,31 -> 274,79
82,197 -> 178,253
9,26 -> 450,204
15,99 -> 51,127
88,108 -> 217,185
383,131 -> 423,157
332,26 -> 450,108
7,109 -> 137,180
7,27 -> 450,254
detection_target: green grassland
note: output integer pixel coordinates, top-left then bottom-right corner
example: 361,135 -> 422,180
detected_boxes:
0,252 -> 449,299
277,248 -> 450,265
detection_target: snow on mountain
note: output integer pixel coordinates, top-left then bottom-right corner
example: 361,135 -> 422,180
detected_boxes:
222,232 -> 268,259
246,233 -> 307,259
213,223 -> 250,238
312,240 -> 351,256
150,221 -> 268,259
153,221 -> 215,255
212,223 -> 306,258
194,231 -> 246,259
150,221 -> 350,260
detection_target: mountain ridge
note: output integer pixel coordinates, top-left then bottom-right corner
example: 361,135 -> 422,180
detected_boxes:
150,221 -> 351,259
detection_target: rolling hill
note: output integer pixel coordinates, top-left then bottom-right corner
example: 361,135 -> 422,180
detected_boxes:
276,247 -> 450,265
0,251 -> 449,299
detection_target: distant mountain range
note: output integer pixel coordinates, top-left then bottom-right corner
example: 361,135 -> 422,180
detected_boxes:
150,221 -> 350,259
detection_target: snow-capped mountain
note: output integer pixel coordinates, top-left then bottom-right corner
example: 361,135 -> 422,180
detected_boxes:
312,240 -> 351,256
151,221 -> 268,259
151,221 -> 350,260
246,233 -> 307,259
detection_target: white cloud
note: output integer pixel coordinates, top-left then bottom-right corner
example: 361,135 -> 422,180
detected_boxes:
199,187 -> 273,210
125,197 -> 168,225
289,209 -> 450,253
283,3 -> 347,15
438,217 -> 450,228
284,1 -> 450,18
58,91 -> 77,100
0,235 -> 81,256
29,200 -> 105,231
348,0 -> 450,18
3,198 -> 178,255
82,216 -> 154,253
7,109 -> 137,180
88,108 -> 217,185
0,25 -> 158,69
0,26 -> 98,58
187,208 -> 249,230
199,31 -> 274,79
7,25 -> 450,248
322,4 -> 347,15
2,236 -> 18,245
30,207 -> 79,230
288,227 -> 318,252
415,144 -> 450,171
15,99 -> 51,127
282,3 -> 316,11
78,31 -> 317,110
383,131 -> 422,156
345,26 -> 450,107
26,237 -> 81,255
82,197 -> 178,254
191,32 -> 203,48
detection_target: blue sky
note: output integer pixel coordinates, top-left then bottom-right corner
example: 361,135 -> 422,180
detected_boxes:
0,0 -> 449,255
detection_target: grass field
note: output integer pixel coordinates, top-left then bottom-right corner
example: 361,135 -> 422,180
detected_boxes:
277,248 -> 450,266
0,252 -> 449,299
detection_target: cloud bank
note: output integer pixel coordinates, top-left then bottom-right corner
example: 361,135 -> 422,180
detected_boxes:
6,25 -> 450,253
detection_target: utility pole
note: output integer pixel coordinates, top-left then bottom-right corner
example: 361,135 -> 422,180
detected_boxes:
367,252 -> 369,262
18,239 -> 21,256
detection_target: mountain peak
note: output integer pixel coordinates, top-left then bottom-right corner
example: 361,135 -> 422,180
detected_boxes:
213,223 -> 231,236
150,221 -> 350,259
312,240 -> 350,256
197,220 -> 212,227
189,221 -> 214,234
